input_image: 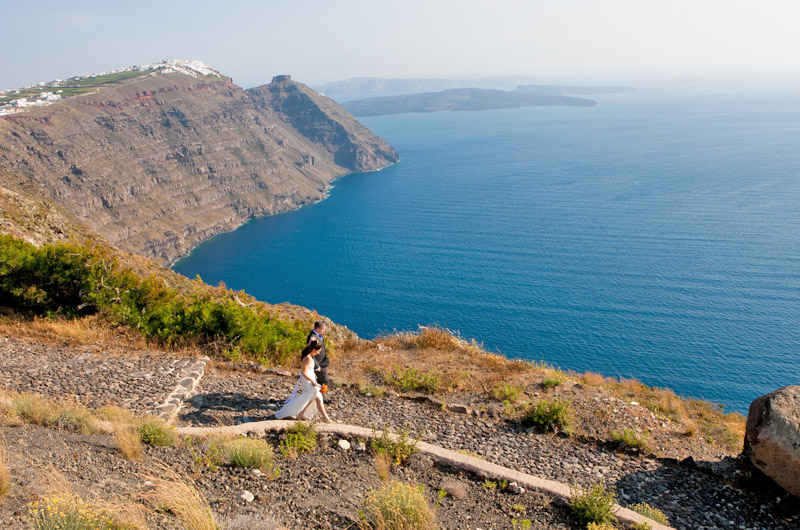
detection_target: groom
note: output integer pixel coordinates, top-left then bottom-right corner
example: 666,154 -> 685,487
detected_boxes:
307,320 -> 330,393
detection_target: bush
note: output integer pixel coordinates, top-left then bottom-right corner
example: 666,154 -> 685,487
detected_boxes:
385,366 -> 442,394
612,428 -> 650,452
569,482 -> 617,528
521,399 -> 573,432
360,481 -> 436,530
630,502 -> 669,525
542,371 -> 566,389
138,416 -> 177,446
224,437 -> 277,475
0,235 -> 309,365
28,494 -> 138,530
371,426 -> 418,466
492,382 -> 524,403
280,421 -> 317,458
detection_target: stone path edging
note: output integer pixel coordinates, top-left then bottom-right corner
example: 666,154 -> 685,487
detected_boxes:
153,356 -> 209,422
176,420 -> 674,530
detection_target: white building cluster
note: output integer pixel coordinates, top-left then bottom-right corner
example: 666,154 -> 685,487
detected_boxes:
1,60 -> 221,116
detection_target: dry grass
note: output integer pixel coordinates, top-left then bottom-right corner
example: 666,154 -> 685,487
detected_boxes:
360,481 -> 437,530
580,374 -> 746,451
0,314 -> 118,346
104,406 -> 142,460
0,436 -> 10,497
27,493 -> 144,530
374,451 -> 392,481
149,473 -> 218,530
337,325 -> 537,395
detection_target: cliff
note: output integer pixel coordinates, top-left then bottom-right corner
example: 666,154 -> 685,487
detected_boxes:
0,69 -> 398,265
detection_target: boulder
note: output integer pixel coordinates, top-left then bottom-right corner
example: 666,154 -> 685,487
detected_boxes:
744,386 -> 800,498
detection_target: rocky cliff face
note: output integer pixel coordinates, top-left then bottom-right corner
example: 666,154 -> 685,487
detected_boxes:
0,71 -> 398,264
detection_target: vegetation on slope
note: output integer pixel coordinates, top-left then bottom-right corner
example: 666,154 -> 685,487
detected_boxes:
0,234 -> 308,365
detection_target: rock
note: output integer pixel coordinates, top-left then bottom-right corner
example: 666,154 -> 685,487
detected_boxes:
354,441 -> 367,452
240,491 -> 255,503
446,403 -> 470,414
508,481 -> 525,494
745,386 -> 800,498
251,469 -> 263,478
337,439 -> 351,451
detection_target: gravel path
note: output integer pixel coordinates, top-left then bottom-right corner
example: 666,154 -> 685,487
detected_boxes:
179,366 -> 800,530
0,336 -> 206,419
1,337 -> 797,530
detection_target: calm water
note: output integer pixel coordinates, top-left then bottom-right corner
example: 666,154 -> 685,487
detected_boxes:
174,92 -> 800,413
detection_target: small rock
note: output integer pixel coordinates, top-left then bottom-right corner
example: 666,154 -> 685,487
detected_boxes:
251,469 -> 263,477
508,481 -> 525,494
337,439 -> 351,451
240,491 -> 254,503
355,441 -> 367,452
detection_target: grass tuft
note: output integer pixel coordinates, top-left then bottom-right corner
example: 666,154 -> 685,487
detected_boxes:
0,437 -> 10,497
224,437 -> 278,476
371,426 -> 418,466
492,382 -> 524,403
359,481 -> 437,530
150,477 -> 218,530
138,415 -> 177,446
104,406 -> 142,460
28,494 -> 139,530
521,399 -> 573,432
542,370 -> 567,389
612,428 -> 651,452
630,502 -> 669,525
385,366 -> 442,394
280,421 -> 317,459
569,482 -> 617,528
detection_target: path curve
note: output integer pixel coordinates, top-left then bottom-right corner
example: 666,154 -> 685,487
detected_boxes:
177,419 -> 674,530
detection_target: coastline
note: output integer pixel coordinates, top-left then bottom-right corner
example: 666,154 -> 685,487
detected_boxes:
168,159 -> 400,269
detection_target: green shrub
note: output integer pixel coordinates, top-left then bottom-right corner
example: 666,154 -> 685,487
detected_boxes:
224,438 -> 277,475
521,399 -> 573,432
630,502 -> 669,525
385,366 -> 442,394
492,382 -> 524,403
360,481 -> 436,530
0,235 -> 308,365
371,426 -> 418,466
612,429 -> 650,452
138,416 -> 177,446
542,371 -> 566,389
280,421 -> 317,458
569,482 -> 617,528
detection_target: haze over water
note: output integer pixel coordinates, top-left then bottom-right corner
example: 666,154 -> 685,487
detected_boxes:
174,92 -> 800,413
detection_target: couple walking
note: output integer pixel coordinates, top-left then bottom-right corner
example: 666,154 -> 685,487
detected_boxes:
275,321 -> 332,422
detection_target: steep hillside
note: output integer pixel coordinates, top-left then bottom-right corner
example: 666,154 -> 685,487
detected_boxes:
0,68 -> 397,265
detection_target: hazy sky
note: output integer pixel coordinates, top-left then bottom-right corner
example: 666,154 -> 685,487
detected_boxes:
3,0 -> 799,90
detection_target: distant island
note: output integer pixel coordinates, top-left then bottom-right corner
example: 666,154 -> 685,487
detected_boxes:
341,87 -> 601,117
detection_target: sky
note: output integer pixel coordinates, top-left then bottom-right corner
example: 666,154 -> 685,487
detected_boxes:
3,0 -> 800,91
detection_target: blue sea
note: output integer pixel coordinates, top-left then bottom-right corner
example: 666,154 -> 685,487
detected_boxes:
174,92 -> 800,414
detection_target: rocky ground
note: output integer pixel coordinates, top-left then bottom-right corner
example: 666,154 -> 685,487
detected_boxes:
1,334 -> 799,529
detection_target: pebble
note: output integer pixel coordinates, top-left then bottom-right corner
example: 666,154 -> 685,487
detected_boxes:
240,491 -> 254,503
337,439 -> 351,451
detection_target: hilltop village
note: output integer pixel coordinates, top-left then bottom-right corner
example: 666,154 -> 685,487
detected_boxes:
0,59 -> 219,116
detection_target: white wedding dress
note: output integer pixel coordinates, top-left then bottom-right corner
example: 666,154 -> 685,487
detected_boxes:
275,375 -> 322,420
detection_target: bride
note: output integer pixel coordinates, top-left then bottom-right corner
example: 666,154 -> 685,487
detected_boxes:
275,340 -> 332,422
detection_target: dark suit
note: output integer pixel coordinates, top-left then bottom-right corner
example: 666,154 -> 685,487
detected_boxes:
306,329 -> 329,385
